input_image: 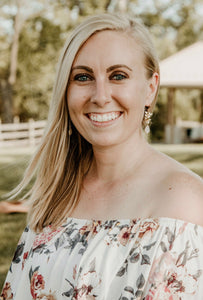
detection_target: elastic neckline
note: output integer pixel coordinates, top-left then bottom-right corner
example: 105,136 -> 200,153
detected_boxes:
66,216 -> 203,229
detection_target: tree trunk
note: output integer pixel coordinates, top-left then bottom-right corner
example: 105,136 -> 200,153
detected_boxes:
1,0 -> 24,123
200,91 -> 203,123
167,88 -> 175,144
0,80 -> 13,123
8,4 -> 22,85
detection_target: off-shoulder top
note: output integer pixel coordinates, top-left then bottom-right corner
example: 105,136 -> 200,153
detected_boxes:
1,217 -> 203,300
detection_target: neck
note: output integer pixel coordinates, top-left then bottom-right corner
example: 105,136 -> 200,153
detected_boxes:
89,133 -> 152,183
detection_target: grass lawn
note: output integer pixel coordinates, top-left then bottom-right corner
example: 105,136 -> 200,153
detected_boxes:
0,147 -> 34,289
153,143 -> 203,177
0,144 -> 203,290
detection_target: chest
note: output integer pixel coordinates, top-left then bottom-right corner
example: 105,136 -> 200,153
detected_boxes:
72,178 -> 156,220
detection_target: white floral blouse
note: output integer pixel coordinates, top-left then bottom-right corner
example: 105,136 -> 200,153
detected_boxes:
1,217 -> 203,300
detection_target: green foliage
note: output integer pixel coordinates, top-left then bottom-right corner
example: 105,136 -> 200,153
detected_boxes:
67,0 -> 111,15
15,17 -> 64,121
174,1 -> 203,50
0,148 -> 34,199
175,89 -> 202,121
151,91 -> 168,142
151,88 -> 202,142
0,148 -> 31,288
0,0 -> 203,125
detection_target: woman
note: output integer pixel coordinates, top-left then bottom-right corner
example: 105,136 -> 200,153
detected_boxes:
1,13 -> 203,300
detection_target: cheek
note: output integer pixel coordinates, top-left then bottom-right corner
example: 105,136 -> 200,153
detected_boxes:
67,90 -> 87,130
67,86 -> 90,109
67,88 -> 80,114
118,85 -> 146,110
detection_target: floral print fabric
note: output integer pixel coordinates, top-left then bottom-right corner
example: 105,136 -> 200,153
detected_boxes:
1,217 -> 203,300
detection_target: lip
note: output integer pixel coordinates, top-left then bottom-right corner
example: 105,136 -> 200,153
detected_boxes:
86,111 -> 123,127
87,111 -> 121,114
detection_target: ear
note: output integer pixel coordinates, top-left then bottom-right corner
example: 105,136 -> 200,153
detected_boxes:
145,72 -> 159,107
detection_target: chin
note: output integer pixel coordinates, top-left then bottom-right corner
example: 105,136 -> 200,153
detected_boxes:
89,137 -> 122,149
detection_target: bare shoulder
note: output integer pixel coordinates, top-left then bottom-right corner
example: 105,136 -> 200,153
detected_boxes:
151,149 -> 203,226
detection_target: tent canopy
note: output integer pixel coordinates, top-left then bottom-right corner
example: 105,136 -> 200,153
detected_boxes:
160,41 -> 203,89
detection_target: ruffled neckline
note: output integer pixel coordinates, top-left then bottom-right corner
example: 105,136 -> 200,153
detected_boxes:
66,216 -> 203,230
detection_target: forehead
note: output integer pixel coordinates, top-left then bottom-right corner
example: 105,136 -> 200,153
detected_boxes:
72,30 -> 145,67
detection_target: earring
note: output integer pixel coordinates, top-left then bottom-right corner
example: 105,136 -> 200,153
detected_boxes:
144,107 -> 153,134
68,119 -> 72,136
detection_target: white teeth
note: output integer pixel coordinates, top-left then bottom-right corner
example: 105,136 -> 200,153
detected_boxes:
89,112 -> 120,122
104,115 -> 108,121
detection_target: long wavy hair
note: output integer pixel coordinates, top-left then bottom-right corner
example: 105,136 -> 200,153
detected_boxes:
12,13 -> 160,232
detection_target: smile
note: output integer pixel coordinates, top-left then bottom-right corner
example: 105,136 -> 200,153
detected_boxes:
87,112 -> 121,122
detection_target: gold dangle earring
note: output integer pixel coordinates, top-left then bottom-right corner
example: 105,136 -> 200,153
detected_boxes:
144,107 -> 153,134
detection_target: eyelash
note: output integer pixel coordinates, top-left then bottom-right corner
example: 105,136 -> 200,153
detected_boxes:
73,71 -> 128,82
73,73 -> 93,82
110,72 -> 128,80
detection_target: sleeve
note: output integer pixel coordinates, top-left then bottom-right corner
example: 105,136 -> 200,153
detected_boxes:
145,221 -> 203,300
0,225 -> 35,300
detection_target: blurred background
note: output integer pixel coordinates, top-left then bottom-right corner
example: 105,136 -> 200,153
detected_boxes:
0,0 -> 203,289
0,0 -> 203,143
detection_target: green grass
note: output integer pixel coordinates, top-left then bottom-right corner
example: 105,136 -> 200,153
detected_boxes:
0,148 -> 33,198
153,143 -> 203,177
0,144 -> 203,290
0,147 -> 34,289
0,214 -> 27,287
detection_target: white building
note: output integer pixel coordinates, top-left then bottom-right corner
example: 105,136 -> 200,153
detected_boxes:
160,41 -> 203,143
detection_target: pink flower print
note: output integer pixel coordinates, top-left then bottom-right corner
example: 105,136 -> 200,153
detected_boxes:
23,251 -> 29,259
0,282 -> 13,300
78,296 -> 96,300
149,252 -> 176,284
73,265 -> 77,280
79,222 -> 99,240
73,284 -> 94,299
148,249 -> 200,297
33,226 -> 63,249
78,284 -> 93,296
74,260 -> 101,299
30,271 -> 45,299
22,251 -> 29,270
146,283 -> 179,300
79,224 -> 94,236
37,292 -> 57,300
138,220 -> 159,239
118,227 -> 131,246
178,222 -> 188,235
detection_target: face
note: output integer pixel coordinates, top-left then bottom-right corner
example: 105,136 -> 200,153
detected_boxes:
67,30 -> 158,149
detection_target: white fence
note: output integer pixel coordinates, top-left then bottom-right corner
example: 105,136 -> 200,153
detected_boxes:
0,119 -> 46,147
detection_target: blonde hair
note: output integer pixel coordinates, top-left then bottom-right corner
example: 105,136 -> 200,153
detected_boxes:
13,13 -> 160,232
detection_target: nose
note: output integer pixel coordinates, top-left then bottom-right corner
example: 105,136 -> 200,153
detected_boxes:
90,78 -> 111,107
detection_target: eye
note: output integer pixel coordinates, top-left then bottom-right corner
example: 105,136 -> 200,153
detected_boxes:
110,72 -> 128,81
73,73 -> 93,82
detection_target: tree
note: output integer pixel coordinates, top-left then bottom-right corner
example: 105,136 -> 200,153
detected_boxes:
15,16 -> 63,120
0,0 -> 202,127
0,0 -> 45,122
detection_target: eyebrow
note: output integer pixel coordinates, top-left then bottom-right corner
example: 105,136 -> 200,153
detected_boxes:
71,66 -> 93,73
71,64 -> 132,73
107,64 -> 132,72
